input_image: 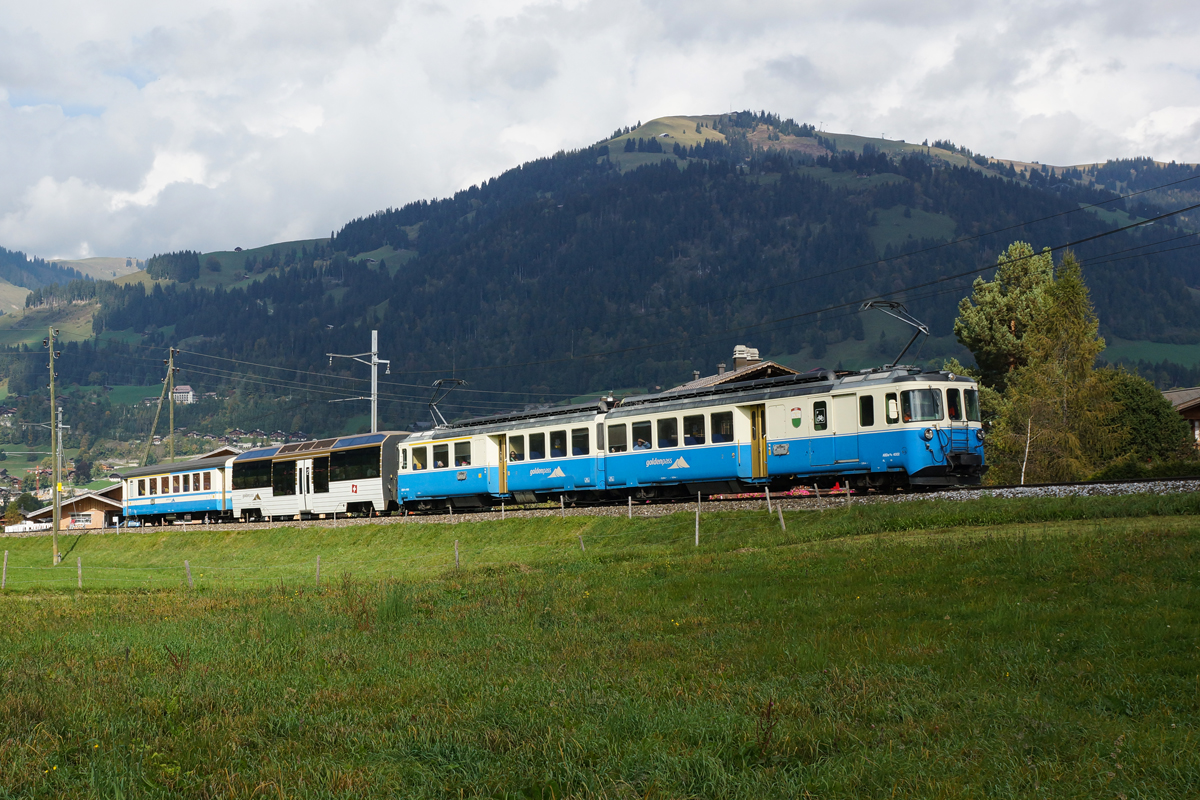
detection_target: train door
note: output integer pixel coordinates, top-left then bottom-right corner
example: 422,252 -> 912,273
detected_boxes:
496,434 -> 508,495
295,458 -> 313,512
749,404 -> 768,478
833,394 -> 859,462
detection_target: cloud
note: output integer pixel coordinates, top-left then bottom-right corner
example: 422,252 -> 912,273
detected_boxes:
0,0 -> 1196,258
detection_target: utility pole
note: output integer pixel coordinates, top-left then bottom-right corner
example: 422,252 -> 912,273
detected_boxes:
43,328 -> 60,565
166,348 -> 179,462
327,330 -> 390,433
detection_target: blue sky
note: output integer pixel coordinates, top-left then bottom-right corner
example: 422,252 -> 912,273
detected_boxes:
0,0 -> 1196,259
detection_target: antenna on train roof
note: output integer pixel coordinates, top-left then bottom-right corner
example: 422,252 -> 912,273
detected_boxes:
860,301 -> 930,369
429,378 -> 467,427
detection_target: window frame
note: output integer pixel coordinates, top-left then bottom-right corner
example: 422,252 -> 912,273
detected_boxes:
885,392 -> 899,425
550,430 -> 567,458
509,435 -> 526,461
138,479 -> 146,497
607,423 -> 628,453
683,414 -> 706,446
656,418 -> 678,449
632,421 -> 652,450
901,389 -> 944,422
529,432 -> 546,460
412,446 -> 428,471
454,441 -> 472,467
946,388 -> 962,421
432,444 -> 449,469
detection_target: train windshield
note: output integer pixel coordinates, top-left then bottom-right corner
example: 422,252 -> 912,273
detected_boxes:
963,389 -> 981,422
900,389 -> 943,422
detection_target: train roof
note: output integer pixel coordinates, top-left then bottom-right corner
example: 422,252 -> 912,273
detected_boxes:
233,431 -> 408,462
111,455 -> 233,480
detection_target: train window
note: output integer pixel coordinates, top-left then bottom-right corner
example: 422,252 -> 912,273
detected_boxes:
901,389 -> 943,422
233,460 -> 272,489
886,393 -> 899,424
204,472 -> 212,491
401,448 -> 408,470
313,456 -> 330,492
813,401 -> 828,431
657,418 -> 678,448
332,446 -> 382,480
149,478 -> 157,495
433,444 -> 449,469
571,428 -> 589,456
860,396 -> 875,427
160,477 -> 168,494
550,431 -> 567,458
608,424 -> 627,453
173,475 -> 181,493
510,435 -> 525,461
272,460 -> 296,496
964,389 -> 981,422
632,421 -> 652,450
412,446 -> 427,470
711,411 -> 734,443
183,474 -> 190,492
454,442 -> 471,467
529,433 -> 545,459
683,415 -> 705,445
946,389 -> 962,421
193,473 -> 201,491
139,479 -> 146,497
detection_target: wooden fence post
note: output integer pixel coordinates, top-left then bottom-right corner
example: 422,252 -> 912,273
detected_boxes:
766,486 -> 772,513
184,560 -> 193,590
628,496 -> 632,519
454,539 -> 460,571
2,550 -> 6,590
315,555 -> 321,589
77,557 -> 82,589
560,496 -> 565,518
695,492 -> 700,546
501,502 -> 505,520
578,534 -> 586,552
777,506 -> 786,531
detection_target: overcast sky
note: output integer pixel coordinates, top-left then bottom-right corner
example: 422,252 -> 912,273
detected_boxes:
1,0 -> 1197,260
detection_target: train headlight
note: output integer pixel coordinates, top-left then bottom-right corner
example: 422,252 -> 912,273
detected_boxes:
923,428 -> 934,441
976,429 -> 984,441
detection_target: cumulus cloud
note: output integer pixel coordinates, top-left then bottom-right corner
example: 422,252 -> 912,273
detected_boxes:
0,0 -> 1196,258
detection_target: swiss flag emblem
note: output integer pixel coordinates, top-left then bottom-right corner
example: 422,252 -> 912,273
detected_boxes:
351,484 -> 358,494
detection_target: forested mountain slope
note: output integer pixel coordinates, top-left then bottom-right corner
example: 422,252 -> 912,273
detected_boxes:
4,112 -> 1200,439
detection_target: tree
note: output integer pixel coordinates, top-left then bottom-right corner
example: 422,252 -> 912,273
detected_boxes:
986,253 -> 1116,483
4,502 -> 21,525
1096,368 -> 1191,463
954,242 -> 1055,392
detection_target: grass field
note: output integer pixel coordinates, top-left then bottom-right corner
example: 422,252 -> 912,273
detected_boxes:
1104,336 -> 1200,368
0,494 -> 1197,797
868,204 -> 957,255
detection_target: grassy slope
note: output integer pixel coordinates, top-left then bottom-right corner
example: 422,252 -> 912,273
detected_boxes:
0,495 -> 1196,797
51,256 -> 142,281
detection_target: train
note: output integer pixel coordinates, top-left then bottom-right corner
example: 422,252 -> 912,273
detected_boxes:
112,365 -> 986,523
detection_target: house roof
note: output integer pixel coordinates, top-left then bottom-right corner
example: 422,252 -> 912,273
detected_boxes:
1163,386 -> 1200,412
174,385 -> 194,392
666,360 -> 799,393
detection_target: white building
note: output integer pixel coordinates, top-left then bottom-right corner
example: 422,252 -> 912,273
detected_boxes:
172,385 -> 196,405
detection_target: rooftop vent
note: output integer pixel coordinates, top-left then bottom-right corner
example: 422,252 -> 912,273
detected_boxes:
732,345 -> 761,371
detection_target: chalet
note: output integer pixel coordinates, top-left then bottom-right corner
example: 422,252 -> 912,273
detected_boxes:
1163,386 -> 1200,445
667,345 -> 799,393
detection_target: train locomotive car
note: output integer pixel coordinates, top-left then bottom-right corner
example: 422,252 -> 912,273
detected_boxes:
395,367 -> 986,511
116,455 -> 233,524
231,432 -> 406,521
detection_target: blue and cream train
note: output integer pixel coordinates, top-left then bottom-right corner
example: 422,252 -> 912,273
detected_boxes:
113,366 -> 985,522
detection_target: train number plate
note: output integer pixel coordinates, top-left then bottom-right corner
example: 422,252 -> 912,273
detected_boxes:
772,444 -> 790,456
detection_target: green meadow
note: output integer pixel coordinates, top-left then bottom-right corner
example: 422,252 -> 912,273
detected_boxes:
0,495 -> 1197,798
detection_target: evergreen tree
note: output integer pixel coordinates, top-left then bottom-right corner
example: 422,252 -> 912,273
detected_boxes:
954,242 -> 1055,392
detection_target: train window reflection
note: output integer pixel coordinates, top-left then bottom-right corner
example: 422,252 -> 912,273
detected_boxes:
529,433 -> 545,460
571,428 -> 589,456
433,444 -> 449,469
607,424 -> 627,453
454,442 -> 471,467
657,418 -> 678,448
710,411 -> 733,443
412,446 -> 427,470
964,389 -> 981,422
510,435 -> 526,461
901,389 -> 943,422
683,415 -> 705,445
550,431 -> 567,458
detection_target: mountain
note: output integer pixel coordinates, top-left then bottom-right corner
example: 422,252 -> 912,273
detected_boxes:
3,112 -> 1200,445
